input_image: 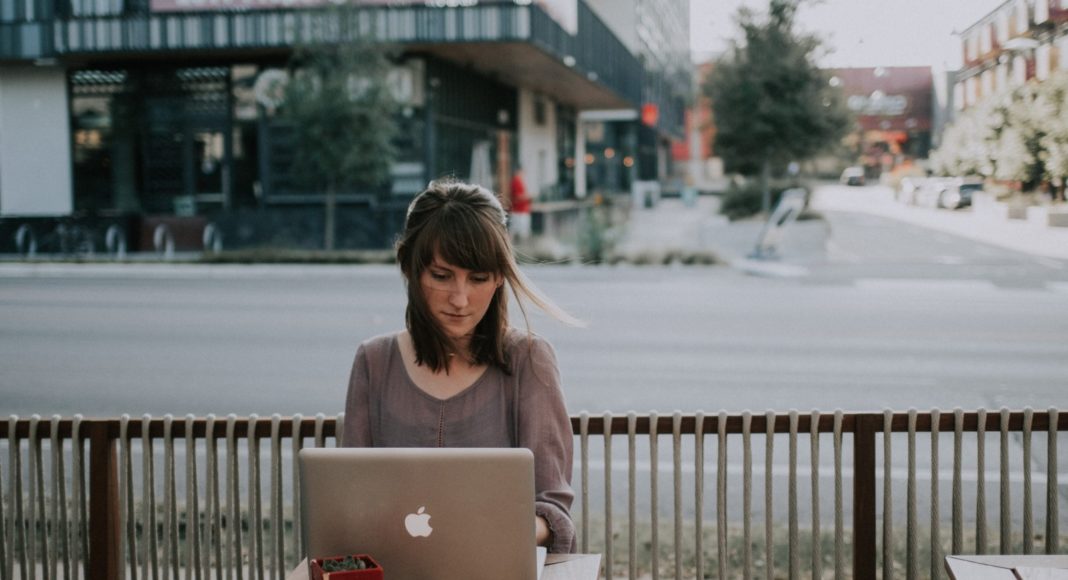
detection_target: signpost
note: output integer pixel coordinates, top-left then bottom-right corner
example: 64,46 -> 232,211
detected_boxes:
749,187 -> 806,260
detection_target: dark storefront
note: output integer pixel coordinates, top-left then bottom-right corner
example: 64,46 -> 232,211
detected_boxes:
66,56 -> 526,250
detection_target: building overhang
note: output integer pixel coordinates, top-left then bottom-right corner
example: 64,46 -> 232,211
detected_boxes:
409,42 -> 632,110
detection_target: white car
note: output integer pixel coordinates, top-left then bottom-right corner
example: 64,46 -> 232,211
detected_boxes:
839,166 -> 865,186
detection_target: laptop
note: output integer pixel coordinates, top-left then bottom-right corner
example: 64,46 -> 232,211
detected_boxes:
299,447 -> 538,580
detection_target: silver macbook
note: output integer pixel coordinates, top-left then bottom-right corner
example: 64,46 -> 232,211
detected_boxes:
299,447 -> 537,580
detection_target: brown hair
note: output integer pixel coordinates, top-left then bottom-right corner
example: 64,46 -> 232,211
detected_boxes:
395,179 -> 578,373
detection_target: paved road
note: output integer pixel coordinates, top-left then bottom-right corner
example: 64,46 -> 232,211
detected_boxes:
1,260 -> 1065,416
807,185 -> 1068,287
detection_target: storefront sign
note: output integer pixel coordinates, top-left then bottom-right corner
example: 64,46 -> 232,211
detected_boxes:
847,92 -> 909,116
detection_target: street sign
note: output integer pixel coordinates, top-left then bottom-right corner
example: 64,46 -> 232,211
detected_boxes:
749,187 -> 806,259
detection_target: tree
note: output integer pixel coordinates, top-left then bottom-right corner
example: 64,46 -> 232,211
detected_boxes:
281,9 -> 398,250
930,98 -> 997,178
704,0 -> 851,214
932,70 -> 1068,199
1038,73 -> 1068,201
995,83 -> 1049,186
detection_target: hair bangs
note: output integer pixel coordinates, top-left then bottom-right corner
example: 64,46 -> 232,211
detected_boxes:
420,202 -> 507,275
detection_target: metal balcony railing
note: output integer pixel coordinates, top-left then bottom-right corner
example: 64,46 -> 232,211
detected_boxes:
1,409 -> 1064,580
0,1 -> 642,108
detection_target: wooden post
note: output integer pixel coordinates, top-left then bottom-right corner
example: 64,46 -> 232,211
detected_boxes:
853,414 -> 878,579
88,422 -> 120,580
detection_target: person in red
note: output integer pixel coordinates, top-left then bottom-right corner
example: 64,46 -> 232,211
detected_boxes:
509,166 -> 532,243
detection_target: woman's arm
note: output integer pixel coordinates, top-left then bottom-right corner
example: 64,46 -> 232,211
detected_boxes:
342,343 -> 373,447
517,335 -> 577,554
536,515 -> 551,546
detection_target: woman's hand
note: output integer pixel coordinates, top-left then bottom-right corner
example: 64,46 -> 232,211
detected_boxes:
535,515 -> 552,547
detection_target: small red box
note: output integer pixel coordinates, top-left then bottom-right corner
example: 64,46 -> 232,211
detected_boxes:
309,554 -> 383,580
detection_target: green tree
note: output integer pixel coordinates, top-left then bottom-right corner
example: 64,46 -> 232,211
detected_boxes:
704,0 -> 851,214
281,9 -> 397,250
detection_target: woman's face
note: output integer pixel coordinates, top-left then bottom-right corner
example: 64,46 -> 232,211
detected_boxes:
420,254 -> 501,343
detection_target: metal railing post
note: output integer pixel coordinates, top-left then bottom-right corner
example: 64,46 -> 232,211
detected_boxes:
853,413 -> 878,579
88,421 -> 120,580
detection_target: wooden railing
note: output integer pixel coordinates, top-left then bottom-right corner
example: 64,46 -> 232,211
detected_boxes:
1,409 -> 1064,579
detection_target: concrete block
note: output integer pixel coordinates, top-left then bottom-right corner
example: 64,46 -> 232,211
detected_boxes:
986,201 -> 1028,220
1025,205 -> 1068,227
1047,207 -> 1068,227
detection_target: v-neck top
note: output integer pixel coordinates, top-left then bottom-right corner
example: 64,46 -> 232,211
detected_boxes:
342,329 -> 576,553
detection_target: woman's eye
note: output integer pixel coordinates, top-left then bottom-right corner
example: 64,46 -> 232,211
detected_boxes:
471,275 -> 491,283
430,271 -> 449,281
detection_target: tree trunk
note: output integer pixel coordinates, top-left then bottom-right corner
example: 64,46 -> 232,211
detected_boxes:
324,186 -> 336,251
761,158 -> 771,216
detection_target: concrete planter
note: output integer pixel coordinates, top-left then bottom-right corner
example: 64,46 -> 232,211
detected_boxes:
981,201 -> 1029,220
971,191 -> 997,209
1026,205 -> 1068,227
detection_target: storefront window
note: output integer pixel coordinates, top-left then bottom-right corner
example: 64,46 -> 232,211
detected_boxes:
71,70 -> 138,215
231,64 -> 262,208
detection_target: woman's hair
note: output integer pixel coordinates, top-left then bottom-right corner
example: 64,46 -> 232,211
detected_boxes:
396,178 -> 578,373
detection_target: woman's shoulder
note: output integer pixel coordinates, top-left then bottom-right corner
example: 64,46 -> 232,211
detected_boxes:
504,327 -> 557,365
356,331 -> 402,362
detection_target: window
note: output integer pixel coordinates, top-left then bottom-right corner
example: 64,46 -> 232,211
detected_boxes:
1037,44 -> 1051,80
1015,0 -> 1028,35
534,98 -> 546,126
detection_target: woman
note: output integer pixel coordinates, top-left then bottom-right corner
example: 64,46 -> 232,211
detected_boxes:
342,179 -> 579,554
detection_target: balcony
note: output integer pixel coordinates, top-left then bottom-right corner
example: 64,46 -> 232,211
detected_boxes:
0,0 -> 641,109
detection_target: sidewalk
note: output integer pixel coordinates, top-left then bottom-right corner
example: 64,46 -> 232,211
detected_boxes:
613,195 -> 829,270
614,186 -> 1068,271
810,185 -> 1068,261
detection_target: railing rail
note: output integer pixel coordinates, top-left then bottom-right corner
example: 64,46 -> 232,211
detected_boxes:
0,1 -> 642,107
1,409 -> 1064,579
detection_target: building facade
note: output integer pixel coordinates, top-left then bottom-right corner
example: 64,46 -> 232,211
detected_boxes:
0,0 -> 687,251
828,67 -> 934,178
954,0 -> 1068,111
575,0 -> 690,196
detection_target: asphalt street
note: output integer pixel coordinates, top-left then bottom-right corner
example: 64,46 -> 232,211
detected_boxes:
1,259 -> 1066,416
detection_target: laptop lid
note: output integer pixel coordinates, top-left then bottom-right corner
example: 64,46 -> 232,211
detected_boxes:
299,447 -> 537,580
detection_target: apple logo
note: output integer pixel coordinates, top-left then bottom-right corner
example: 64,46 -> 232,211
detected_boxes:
404,506 -> 433,538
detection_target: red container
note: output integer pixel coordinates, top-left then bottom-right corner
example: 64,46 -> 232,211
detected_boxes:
309,554 -> 383,580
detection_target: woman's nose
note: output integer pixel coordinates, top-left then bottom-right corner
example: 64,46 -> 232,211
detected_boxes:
448,283 -> 469,308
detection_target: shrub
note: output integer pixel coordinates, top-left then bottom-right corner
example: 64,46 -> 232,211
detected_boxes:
719,179 -> 809,221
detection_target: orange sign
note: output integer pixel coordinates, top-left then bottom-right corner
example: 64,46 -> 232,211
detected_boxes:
641,103 -> 659,127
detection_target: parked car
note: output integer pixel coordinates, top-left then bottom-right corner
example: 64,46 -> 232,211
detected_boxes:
897,177 -> 921,203
839,166 -> 865,186
945,178 -> 983,209
901,177 -> 983,209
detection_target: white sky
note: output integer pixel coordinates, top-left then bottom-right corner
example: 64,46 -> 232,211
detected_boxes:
690,0 -> 1003,70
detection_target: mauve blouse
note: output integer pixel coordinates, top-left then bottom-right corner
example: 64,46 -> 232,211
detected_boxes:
341,329 -> 577,554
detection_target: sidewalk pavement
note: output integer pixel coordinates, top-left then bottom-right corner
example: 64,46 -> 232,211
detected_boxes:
613,186 -> 1068,272
809,185 -> 1068,261
613,194 -> 829,274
